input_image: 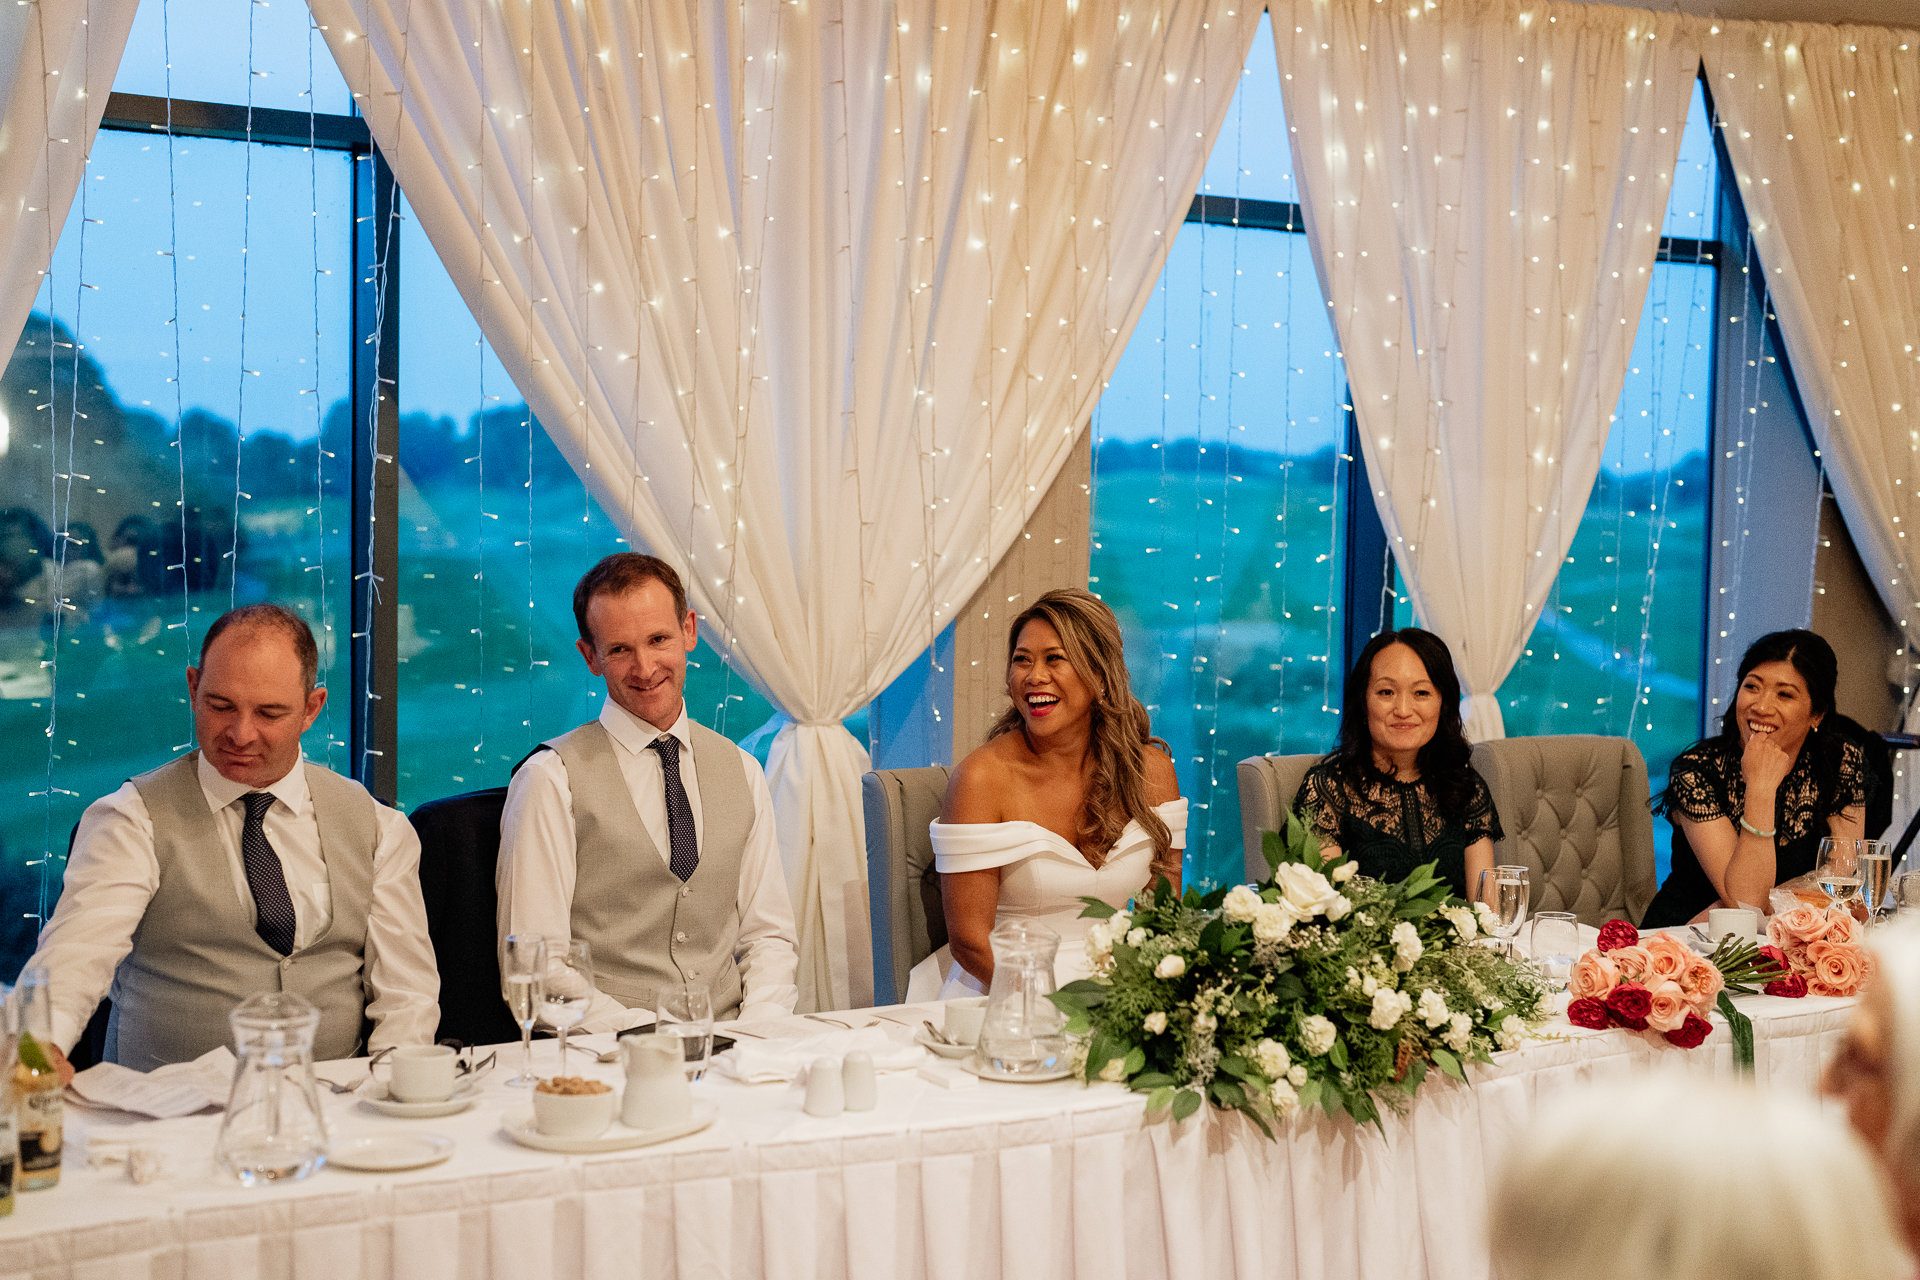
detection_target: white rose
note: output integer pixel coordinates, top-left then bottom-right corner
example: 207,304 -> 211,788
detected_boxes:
1254,1037 -> 1291,1079
1268,1077 -> 1300,1117
1324,895 -> 1353,922
1099,1057 -> 1127,1082
1084,923 -> 1114,971
1331,860 -> 1358,883
1252,902 -> 1296,943
1127,927 -> 1149,947
1483,997 -> 1504,1012
1361,974 -> 1379,997
1444,906 -> 1478,941
1391,921 -> 1424,973
1142,1011 -> 1168,1035
1223,885 -> 1262,923
1193,1012 -> 1217,1034
1473,901 -> 1499,932
1273,862 -> 1344,919
1300,1014 -> 1338,1056
1445,1012 -> 1473,1053
1417,988 -> 1450,1029
1494,1013 -> 1527,1051
1155,954 -> 1186,979
1288,1063 -> 1308,1086
1109,910 -> 1133,937
1369,988 -> 1412,1031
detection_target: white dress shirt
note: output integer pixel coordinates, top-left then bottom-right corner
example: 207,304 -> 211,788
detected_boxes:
25,753 -> 441,1056
497,698 -> 799,1029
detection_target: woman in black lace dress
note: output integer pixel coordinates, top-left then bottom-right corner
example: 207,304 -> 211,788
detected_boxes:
1297,628 -> 1501,900
1641,630 -> 1869,927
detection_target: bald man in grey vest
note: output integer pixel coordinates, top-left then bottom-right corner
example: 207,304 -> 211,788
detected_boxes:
497,554 -> 798,1028
23,604 -> 439,1070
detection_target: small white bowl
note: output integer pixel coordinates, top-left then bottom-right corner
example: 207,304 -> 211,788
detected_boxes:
531,1086 -> 616,1139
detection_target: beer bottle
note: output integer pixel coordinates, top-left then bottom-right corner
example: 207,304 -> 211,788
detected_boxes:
14,969 -> 60,1191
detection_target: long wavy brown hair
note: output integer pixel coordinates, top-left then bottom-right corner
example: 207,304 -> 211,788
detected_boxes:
987,588 -> 1177,880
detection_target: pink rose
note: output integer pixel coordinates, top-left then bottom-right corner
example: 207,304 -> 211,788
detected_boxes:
1806,939 -> 1869,997
1643,933 -> 1692,985
1821,910 -> 1859,946
1782,940 -> 1813,976
1607,945 -> 1654,984
1677,954 -> 1725,1013
1569,951 -> 1620,1000
1770,904 -> 1832,947
1645,981 -> 1690,1033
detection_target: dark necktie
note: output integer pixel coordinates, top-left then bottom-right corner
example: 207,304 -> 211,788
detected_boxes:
649,736 -> 700,881
240,792 -> 299,955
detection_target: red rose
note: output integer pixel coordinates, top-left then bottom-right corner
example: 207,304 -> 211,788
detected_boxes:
1596,920 -> 1641,953
1606,982 -> 1652,1030
1664,1012 -> 1712,1049
1764,974 -> 1809,999
1567,997 -> 1610,1030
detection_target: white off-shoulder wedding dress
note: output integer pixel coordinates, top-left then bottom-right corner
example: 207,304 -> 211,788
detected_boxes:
904,798 -> 1188,1002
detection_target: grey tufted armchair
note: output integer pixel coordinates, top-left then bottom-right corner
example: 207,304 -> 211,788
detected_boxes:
862,765 -> 954,1006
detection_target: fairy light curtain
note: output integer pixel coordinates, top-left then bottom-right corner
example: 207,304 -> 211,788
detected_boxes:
1271,0 -> 1697,741
1700,23 -> 1920,719
306,0 -> 1261,1010
0,0 -> 142,356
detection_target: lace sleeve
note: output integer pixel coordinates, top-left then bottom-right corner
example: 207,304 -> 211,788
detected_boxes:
1831,738 -> 1871,816
1297,764 -> 1346,844
1660,742 -> 1731,824
1461,769 -> 1503,845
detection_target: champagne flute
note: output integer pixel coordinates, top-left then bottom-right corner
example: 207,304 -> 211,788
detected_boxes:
501,934 -> 546,1087
1858,839 -> 1892,919
1815,838 -> 1864,910
655,984 -> 715,1081
1476,864 -> 1531,959
539,939 -> 595,1069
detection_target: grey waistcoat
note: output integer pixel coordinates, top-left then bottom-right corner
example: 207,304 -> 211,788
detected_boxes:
545,720 -> 753,1019
107,752 -> 378,1069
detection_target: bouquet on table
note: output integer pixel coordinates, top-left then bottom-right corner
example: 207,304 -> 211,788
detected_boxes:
1766,903 -> 1870,997
1048,810 -> 1550,1135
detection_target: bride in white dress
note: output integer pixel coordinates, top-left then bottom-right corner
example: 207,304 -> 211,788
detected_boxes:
906,589 -> 1185,1001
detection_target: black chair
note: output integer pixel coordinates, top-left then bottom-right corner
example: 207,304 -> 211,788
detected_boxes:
409,787 -> 520,1048
1826,714 -> 1895,839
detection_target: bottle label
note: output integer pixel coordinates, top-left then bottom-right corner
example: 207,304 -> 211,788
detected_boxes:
19,1087 -> 61,1172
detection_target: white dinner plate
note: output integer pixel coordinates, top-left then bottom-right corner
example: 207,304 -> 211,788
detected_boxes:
360,1079 -> 483,1118
959,1057 -> 1073,1084
328,1131 -> 456,1172
914,1028 -> 975,1060
501,1101 -> 718,1154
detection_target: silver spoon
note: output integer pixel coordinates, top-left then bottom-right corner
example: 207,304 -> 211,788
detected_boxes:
804,1013 -> 854,1030
921,1020 -> 956,1046
322,1045 -> 394,1094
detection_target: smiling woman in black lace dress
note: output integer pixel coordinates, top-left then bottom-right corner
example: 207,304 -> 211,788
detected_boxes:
1297,628 -> 1501,900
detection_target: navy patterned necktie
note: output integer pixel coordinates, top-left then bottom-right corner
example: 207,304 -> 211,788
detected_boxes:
240,792 -> 299,955
648,736 -> 700,881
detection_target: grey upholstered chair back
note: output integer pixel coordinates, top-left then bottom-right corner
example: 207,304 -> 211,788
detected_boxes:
863,765 -> 954,1006
1469,735 -> 1656,927
1236,753 -> 1325,883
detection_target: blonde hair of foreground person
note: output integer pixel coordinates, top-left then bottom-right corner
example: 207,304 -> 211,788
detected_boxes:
1490,1076 -> 1906,1280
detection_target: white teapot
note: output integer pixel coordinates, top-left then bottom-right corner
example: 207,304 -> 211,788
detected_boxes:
618,1034 -> 692,1130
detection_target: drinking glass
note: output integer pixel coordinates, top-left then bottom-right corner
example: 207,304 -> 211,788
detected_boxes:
1476,865 -> 1531,959
501,933 -> 546,1087
655,984 -> 715,1081
539,939 -> 595,1068
1815,838 -> 1864,910
1893,869 -> 1920,916
1858,839 -> 1893,918
1528,911 -> 1580,992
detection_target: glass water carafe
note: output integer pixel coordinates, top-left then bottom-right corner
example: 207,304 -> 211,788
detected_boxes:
215,992 -> 329,1185
974,919 -> 1067,1078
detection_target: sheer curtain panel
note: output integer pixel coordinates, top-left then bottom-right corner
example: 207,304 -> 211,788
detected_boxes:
306,0 -> 1262,1010
0,0 -> 142,354
1271,0 -> 1697,740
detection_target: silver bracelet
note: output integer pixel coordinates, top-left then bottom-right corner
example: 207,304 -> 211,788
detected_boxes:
1738,816 -> 1777,839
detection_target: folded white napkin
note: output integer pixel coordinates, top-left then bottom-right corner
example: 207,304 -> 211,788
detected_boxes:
67,1046 -> 237,1118
711,1026 -> 922,1084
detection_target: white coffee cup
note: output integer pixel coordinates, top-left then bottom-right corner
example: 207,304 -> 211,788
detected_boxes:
388,1044 -> 458,1102
1708,907 -> 1759,943
943,996 -> 989,1046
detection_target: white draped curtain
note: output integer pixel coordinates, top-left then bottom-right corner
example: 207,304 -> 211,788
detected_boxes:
1271,0 -> 1698,740
0,0 -> 142,355
306,0 -> 1261,1009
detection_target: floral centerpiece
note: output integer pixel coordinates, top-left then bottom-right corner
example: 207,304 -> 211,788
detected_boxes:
1048,810 -> 1551,1134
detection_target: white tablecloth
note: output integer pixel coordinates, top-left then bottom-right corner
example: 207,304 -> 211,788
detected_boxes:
0,995 -> 1856,1280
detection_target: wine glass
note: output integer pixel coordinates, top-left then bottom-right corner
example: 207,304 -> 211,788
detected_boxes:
539,939 -> 595,1069
1815,838 -> 1864,911
1528,911 -> 1580,992
501,934 -> 546,1087
655,984 -> 715,1081
1893,869 -> 1920,917
1476,864 -> 1531,959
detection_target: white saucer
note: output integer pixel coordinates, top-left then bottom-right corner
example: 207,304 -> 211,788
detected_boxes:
959,1057 -> 1073,1083
328,1131 -> 455,1171
501,1101 -> 718,1154
360,1080 -> 482,1118
914,1028 -> 975,1060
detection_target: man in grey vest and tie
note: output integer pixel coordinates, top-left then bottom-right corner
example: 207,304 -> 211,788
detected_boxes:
497,553 -> 798,1028
23,604 -> 439,1072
